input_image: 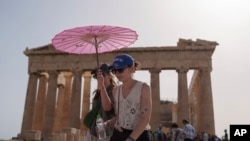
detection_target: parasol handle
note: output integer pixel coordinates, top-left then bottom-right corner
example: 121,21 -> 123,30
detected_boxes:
94,36 -> 100,67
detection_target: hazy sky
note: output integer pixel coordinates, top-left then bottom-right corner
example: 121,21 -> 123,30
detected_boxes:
1,0 -> 250,139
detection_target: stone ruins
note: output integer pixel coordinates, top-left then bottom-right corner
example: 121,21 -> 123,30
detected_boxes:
17,38 -> 218,141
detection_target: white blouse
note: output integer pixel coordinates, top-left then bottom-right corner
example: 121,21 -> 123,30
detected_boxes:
115,81 -> 150,130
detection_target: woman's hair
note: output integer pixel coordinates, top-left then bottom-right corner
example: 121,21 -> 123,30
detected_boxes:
109,72 -> 117,87
182,119 -> 189,124
127,60 -> 141,73
171,123 -> 178,128
134,60 -> 141,70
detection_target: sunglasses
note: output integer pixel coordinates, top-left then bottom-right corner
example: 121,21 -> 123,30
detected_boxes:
111,67 -> 127,74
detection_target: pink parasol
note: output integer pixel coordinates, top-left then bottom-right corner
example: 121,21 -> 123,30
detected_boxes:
51,25 -> 138,66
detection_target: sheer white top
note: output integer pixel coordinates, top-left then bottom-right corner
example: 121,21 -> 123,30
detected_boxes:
115,81 -> 150,130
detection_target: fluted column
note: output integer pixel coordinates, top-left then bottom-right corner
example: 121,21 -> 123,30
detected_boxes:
81,71 -> 92,131
199,67 -> 215,134
149,68 -> 161,131
61,72 -> 73,128
69,70 -> 82,129
54,72 -> 66,132
21,72 -> 38,132
33,73 -> 48,131
172,103 -> 178,123
42,71 -> 58,137
189,70 -> 201,132
176,67 -> 189,127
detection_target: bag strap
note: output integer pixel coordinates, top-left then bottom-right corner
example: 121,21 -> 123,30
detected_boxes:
117,86 -> 121,125
98,91 -> 103,106
96,98 -> 101,110
93,92 -> 102,113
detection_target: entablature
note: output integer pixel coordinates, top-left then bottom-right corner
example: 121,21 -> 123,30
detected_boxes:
24,38 -> 218,73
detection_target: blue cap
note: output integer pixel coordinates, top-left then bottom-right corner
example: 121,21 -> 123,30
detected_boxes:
111,54 -> 134,69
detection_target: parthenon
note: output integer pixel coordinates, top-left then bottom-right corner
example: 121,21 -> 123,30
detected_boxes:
19,38 -> 218,140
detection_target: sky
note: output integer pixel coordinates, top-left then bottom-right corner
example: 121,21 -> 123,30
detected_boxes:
1,0 -> 250,139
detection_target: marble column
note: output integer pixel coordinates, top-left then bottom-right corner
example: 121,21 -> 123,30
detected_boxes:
42,71 -> 58,137
33,73 -> 48,131
176,67 -> 189,127
189,70 -> 201,132
21,72 -> 38,132
54,72 -> 66,132
61,72 -> 73,128
81,71 -> 92,131
199,67 -> 215,134
149,68 -> 161,131
172,103 -> 178,123
69,70 -> 82,129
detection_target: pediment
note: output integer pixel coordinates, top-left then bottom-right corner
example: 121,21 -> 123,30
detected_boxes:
30,44 -> 54,51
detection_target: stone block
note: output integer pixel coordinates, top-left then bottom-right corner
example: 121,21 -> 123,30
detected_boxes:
53,133 -> 67,141
19,130 -> 41,141
61,128 -> 78,134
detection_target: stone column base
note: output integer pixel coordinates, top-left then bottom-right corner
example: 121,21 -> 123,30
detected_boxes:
18,130 -> 41,141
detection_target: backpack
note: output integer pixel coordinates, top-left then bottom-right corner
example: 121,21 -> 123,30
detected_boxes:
83,98 -> 101,129
155,130 -> 165,141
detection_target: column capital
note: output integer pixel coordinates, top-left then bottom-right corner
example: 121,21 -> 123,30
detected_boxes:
47,70 -> 58,75
82,71 -> 92,78
63,72 -> 73,79
176,66 -> 189,73
39,72 -> 49,78
149,68 -> 161,73
28,71 -> 39,76
46,71 -> 59,80
72,70 -> 83,76
199,67 -> 212,72
57,72 -> 66,87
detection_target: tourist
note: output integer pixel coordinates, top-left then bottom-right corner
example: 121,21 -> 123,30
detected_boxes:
182,119 -> 196,141
154,126 -> 166,141
222,129 -> 228,141
202,131 -> 208,141
84,63 -> 117,141
148,130 -> 154,141
214,135 -> 222,141
103,54 -> 152,141
170,123 -> 184,141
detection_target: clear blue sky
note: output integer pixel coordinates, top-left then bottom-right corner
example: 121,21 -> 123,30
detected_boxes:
1,0 -> 250,139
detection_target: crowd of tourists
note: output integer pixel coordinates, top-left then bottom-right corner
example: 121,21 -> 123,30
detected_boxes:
148,121 -> 228,141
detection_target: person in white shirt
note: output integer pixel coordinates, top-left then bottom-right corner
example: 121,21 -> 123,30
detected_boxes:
182,119 -> 196,141
96,54 -> 152,141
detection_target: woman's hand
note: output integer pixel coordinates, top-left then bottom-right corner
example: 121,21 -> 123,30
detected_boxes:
114,121 -> 123,132
104,121 -> 110,129
96,69 -> 105,90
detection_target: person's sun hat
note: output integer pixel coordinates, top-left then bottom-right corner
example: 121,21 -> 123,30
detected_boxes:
91,63 -> 111,79
111,54 -> 134,69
